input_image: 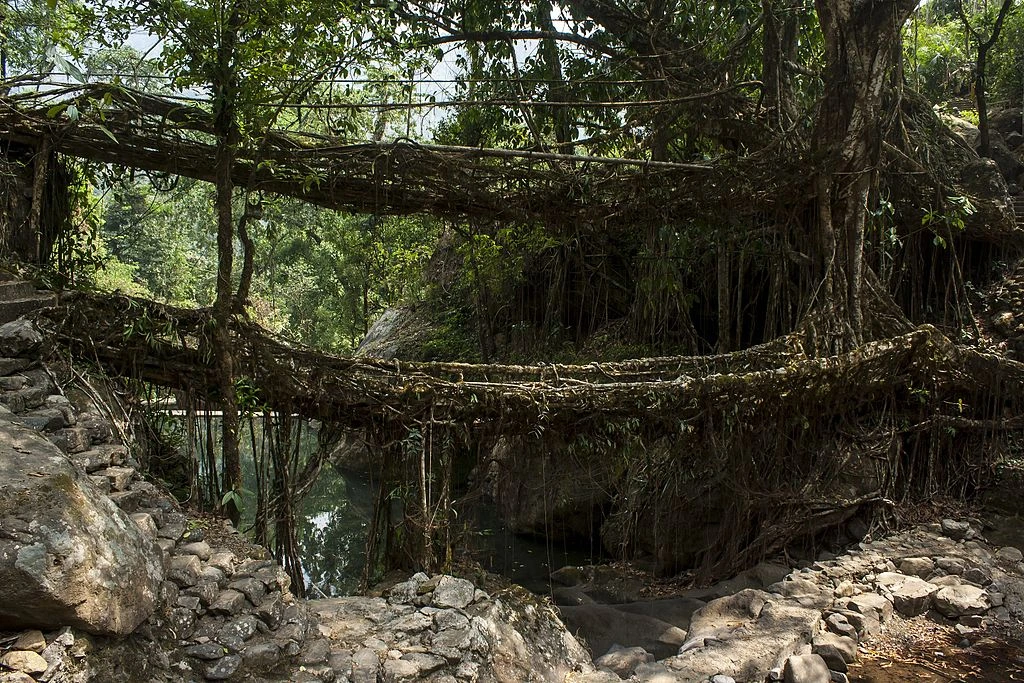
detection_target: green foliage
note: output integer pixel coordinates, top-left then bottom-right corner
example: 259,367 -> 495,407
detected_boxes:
904,16 -> 971,102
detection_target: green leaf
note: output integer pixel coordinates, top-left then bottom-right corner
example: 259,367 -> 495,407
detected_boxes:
46,103 -> 67,119
97,124 -> 119,144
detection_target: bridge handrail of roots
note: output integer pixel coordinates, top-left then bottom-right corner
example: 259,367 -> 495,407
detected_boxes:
35,291 -> 1024,435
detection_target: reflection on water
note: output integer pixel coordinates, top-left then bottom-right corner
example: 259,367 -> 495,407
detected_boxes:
293,465 -> 373,596
180,415 -> 600,596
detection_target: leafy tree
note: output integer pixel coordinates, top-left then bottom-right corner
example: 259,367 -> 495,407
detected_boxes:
956,0 -> 1016,156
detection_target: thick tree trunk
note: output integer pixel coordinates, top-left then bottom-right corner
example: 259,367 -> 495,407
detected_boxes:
811,0 -> 916,351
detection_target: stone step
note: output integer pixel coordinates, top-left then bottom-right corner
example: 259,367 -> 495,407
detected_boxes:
0,294 -> 57,325
0,280 -> 35,302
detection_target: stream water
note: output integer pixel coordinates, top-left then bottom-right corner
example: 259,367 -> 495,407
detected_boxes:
191,417 -> 600,596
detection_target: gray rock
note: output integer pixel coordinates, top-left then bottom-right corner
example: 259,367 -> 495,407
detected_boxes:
179,541 -> 213,561
559,603 -> 687,660
229,577 -> 267,605
824,613 -> 857,639
242,640 -> 281,670
0,420 -> 162,635
783,654 -> 830,683
351,647 -> 381,683
168,555 -> 203,588
995,546 -> 1023,562
962,566 -> 992,586
130,512 -> 158,538
46,427 -> 91,454
844,593 -> 893,624
594,645 -> 654,677
766,577 -> 832,609
209,589 -> 247,616
0,319 -> 42,357
204,654 -> 241,680
221,614 -> 261,642
0,650 -> 48,675
711,676 -> 737,683
932,585 -> 990,618
187,580 -> 221,607
898,557 -> 934,579
186,643 -> 228,660
0,357 -> 31,376
256,593 -> 284,628
875,573 -> 937,617
941,519 -> 971,541
431,576 -> 476,609
812,633 -> 857,664
208,551 -> 236,574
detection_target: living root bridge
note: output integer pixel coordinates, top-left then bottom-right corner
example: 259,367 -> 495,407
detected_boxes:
38,292 -> 1024,435
38,292 -> 1024,578
0,83 -> 767,232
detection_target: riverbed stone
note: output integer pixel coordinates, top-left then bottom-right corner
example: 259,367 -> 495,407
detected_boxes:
898,557 -> 934,579
995,546 -> 1023,563
875,573 -> 937,617
594,645 -> 654,678
783,654 -> 830,683
0,420 -> 162,636
941,519 -> 971,541
932,585 -> 990,618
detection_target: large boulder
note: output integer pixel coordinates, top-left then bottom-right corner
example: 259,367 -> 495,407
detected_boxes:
660,589 -> 822,682
355,306 -> 441,360
0,419 -> 163,635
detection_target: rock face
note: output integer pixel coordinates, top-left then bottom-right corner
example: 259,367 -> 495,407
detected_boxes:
315,573 -> 593,683
355,305 -> 441,360
0,419 -> 163,635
